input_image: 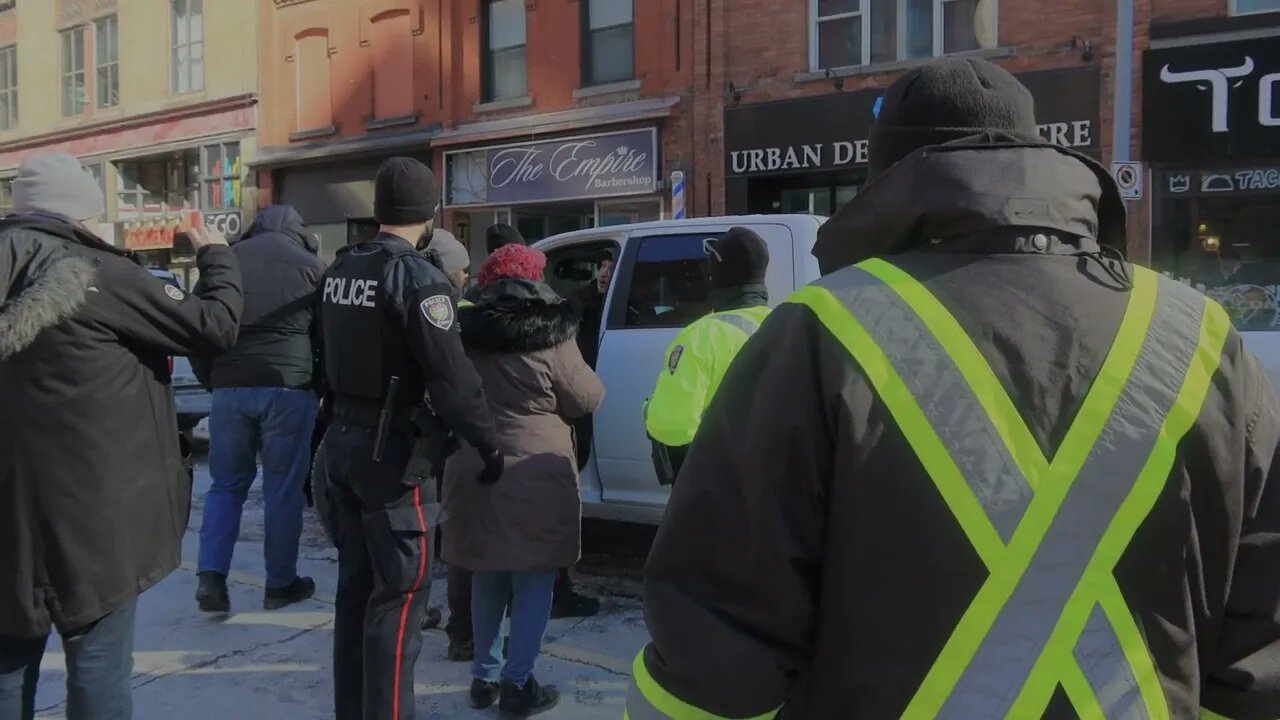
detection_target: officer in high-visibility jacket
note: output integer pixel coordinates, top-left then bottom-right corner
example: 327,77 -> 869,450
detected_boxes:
644,227 -> 771,484
626,58 -> 1280,720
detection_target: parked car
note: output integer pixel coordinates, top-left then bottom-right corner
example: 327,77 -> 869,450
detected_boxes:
532,214 -> 823,525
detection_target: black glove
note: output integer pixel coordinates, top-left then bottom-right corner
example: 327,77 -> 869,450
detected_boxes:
478,449 -> 505,486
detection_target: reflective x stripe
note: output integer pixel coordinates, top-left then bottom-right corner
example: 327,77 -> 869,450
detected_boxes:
624,651 -> 781,720
709,312 -> 761,336
789,259 -> 1230,720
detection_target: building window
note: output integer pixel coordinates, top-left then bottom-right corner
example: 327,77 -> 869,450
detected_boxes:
84,162 -> 105,198
582,0 -> 633,87
1232,0 -> 1280,12
96,16 -> 119,108
0,178 -> 12,214
369,10 -> 415,121
115,151 -> 199,218
483,0 -> 527,101
201,143 -> 241,210
810,0 -> 994,70
293,29 -> 333,134
60,27 -> 86,116
0,46 -> 16,130
171,0 -> 204,94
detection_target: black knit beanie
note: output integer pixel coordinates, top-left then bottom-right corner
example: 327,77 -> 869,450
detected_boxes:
708,227 -> 769,289
374,157 -> 439,225
868,58 -> 1039,178
485,223 -> 525,254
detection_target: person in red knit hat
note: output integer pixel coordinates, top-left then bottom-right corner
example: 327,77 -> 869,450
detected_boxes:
441,240 -> 605,715
476,243 -> 546,287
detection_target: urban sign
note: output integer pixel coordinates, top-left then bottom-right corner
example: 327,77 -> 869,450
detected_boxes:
724,66 -> 1102,176
444,128 -> 658,206
1143,36 -> 1280,163
1162,166 -> 1280,196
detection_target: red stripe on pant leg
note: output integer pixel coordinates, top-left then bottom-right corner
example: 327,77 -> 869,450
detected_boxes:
391,487 -> 430,719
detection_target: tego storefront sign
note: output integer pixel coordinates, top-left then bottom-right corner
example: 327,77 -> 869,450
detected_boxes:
444,128 -> 658,207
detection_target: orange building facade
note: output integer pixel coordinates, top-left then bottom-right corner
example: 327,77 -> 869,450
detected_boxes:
255,0 -> 697,265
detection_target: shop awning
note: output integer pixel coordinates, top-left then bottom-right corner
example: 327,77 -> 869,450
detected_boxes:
249,124 -> 443,170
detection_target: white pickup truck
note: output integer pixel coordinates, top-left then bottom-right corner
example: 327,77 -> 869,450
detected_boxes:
533,215 -> 824,525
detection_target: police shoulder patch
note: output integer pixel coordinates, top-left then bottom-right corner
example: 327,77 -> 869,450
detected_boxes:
421,294 -> 455,331
667,345 -> 684,374
164,285 -> 185,301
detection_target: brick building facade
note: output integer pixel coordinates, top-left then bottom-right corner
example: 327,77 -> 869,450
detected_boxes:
255,0 -> 697,266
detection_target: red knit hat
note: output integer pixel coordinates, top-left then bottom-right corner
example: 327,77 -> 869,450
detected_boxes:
477,243 -> 547,287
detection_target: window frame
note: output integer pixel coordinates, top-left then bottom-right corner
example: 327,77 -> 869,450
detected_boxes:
0,45 -> 17,130
170,0 -> 205,95
95,15 -> 119,109
580,0 -> 635,87
612,232 -> 724,330
1228,0 -> 1280,14
200,142 -> 242,211
60,26 -> 86,116
809,0 -> 994,71
481,0 -> 528,102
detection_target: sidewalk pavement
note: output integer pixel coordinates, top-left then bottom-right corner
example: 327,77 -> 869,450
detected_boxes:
31,464 -> 649,719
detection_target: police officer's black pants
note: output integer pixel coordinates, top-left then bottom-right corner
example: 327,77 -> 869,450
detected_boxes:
317,424 -> 431,720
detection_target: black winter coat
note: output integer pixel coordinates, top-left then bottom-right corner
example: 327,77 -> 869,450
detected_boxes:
0,215 -> 242,637
638,137 -> 1280,719
194,205 -> 324,389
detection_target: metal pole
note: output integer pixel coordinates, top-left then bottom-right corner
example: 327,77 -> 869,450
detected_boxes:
1112,0 -> 1135,163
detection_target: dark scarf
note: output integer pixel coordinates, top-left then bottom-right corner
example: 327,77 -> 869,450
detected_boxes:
459,279 -> 581,353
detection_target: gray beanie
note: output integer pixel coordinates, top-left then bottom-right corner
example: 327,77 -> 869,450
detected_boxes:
12,153 -> 105,221
427,229 -> 470,275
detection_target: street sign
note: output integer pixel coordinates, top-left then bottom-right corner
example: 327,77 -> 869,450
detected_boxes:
1112,161 -> 1144,200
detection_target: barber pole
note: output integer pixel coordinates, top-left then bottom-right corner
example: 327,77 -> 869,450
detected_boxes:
671,170 -> 686,219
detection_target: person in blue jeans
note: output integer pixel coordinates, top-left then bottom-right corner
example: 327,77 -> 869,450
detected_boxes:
441,245 -> 605,717
193,205 -> 327,612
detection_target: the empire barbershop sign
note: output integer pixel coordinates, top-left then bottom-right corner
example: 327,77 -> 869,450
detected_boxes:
725,66 -> 1102,176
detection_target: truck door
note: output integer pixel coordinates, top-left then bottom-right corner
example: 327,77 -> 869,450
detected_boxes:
593,224 -> 795,509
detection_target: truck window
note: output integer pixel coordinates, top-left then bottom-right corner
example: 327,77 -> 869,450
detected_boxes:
621,233 -> 715,329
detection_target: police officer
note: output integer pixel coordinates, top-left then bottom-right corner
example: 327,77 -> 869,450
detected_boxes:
314,157 -> 503,720
643,227 -> 771,484
626,58 -> 1280,719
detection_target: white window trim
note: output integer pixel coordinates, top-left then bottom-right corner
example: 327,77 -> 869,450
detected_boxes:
1228,0 -> 1280,15
809,0 -> 997,71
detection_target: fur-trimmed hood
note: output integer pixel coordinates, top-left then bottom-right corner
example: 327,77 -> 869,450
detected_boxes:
0,224 -> 99,361
460,279 -> 580,354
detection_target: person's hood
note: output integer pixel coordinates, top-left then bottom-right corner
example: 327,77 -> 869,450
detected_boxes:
812,132 -> 1127,274
0,217 -> 104,360
243,205 -> 315,253
460,279 -> 580,354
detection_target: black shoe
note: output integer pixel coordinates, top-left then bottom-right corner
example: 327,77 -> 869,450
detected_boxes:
499,676 -> 560,718
470,678 -> 500,709
421,606 -> 442,631
263,576 -> 315,610
196,571 -> 230,613
550,586 -> 600,619
448,638 -> 474,662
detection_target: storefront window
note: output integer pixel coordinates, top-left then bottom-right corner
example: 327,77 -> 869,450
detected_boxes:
116,150 -> 199,217
201,143 -> 242,210
1232,0 -> 1280,13
1154,169 -> 1280,331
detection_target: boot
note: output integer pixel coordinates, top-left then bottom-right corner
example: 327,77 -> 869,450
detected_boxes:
196,571 -> 230,613
421,606 -> 442,631
470,678 -> 500,709
498,675 -> 560,718
551,583 -> 600,619
263,576 -> 316,610
448,638 -> 475,662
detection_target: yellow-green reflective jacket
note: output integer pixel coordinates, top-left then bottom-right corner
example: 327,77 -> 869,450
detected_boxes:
624,257 -> 1280,720
644,305 -> 772,447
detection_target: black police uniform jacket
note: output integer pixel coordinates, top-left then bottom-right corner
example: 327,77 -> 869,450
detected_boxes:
0,214 -> 242,638
639,136 -> 1280,720
315,233 -> 496,455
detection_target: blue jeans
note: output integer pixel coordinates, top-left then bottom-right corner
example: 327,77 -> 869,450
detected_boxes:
471,570 -> 556,687
0,601 -> 137,720
198,387 -> 318,589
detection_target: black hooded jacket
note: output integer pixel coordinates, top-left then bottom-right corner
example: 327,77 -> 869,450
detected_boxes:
0,214 -> 241,637
195,205 -> 325,390
635,137 -> 1280,719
